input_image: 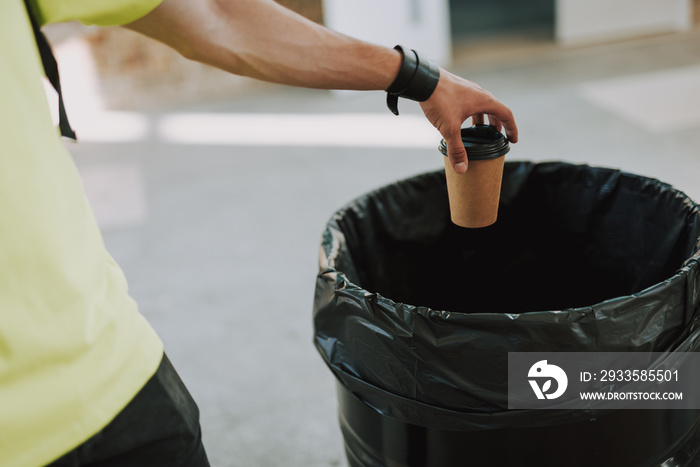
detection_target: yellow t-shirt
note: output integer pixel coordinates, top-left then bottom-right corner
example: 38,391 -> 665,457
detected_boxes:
1,2 -> 164,466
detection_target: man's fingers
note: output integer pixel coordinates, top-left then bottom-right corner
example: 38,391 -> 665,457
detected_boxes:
472,114 -> 485,126
487,115 -> 503,133
502,118 -> 518,143
480,95 -> 518,143
493,105 -> 518,143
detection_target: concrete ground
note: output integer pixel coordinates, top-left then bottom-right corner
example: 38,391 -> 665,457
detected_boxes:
64,30 -> 700,467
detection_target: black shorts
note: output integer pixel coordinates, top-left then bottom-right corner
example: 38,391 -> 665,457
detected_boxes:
45,354 -> 210,467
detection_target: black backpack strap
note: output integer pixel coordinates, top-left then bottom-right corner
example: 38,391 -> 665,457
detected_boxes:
24,0 -> 77,141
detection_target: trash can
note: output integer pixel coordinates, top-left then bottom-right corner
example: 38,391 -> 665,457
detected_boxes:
313,161 -> 700,467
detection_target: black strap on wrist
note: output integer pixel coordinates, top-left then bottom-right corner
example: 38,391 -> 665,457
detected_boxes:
385,45 -> 440,116
24,0 -> 77,141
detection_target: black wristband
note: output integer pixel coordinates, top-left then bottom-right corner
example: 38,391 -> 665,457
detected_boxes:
385,45 -> 440,116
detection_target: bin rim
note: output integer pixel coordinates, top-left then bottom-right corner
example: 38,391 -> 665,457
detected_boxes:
319,163 -> 700,320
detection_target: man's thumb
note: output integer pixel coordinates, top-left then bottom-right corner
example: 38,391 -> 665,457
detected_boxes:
446,134 -> 468,174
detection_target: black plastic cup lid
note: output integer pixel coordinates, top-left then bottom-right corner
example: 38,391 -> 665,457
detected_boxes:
439,124 -> 510,161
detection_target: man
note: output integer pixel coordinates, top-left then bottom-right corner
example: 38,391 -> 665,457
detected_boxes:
3,0 -> 518,466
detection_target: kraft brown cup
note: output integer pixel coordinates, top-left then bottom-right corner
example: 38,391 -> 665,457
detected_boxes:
439,125 -> 510,228
443,155 -> 506,228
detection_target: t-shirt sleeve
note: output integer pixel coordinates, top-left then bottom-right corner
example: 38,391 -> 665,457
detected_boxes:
29,0 -> 164,27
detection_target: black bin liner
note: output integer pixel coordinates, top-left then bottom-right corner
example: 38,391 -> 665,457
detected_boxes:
313,161 -> 700,467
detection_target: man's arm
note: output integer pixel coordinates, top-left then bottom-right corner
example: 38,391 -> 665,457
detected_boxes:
125,0 -> 518,173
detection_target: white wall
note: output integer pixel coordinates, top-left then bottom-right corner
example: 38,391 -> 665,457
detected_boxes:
323,0 -> 452,66
557,0 -> 692,46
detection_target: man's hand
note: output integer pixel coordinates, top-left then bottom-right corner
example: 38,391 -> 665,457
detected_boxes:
420,69 -> 518,174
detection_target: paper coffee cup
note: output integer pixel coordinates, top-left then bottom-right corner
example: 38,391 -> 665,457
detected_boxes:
439,125 -> 510,228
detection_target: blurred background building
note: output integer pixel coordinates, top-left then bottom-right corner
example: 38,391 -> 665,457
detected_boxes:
42,2 -> 700,466
45,0 -> 699,109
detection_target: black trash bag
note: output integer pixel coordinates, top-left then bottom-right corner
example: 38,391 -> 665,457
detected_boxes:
313,161 -> 700,467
